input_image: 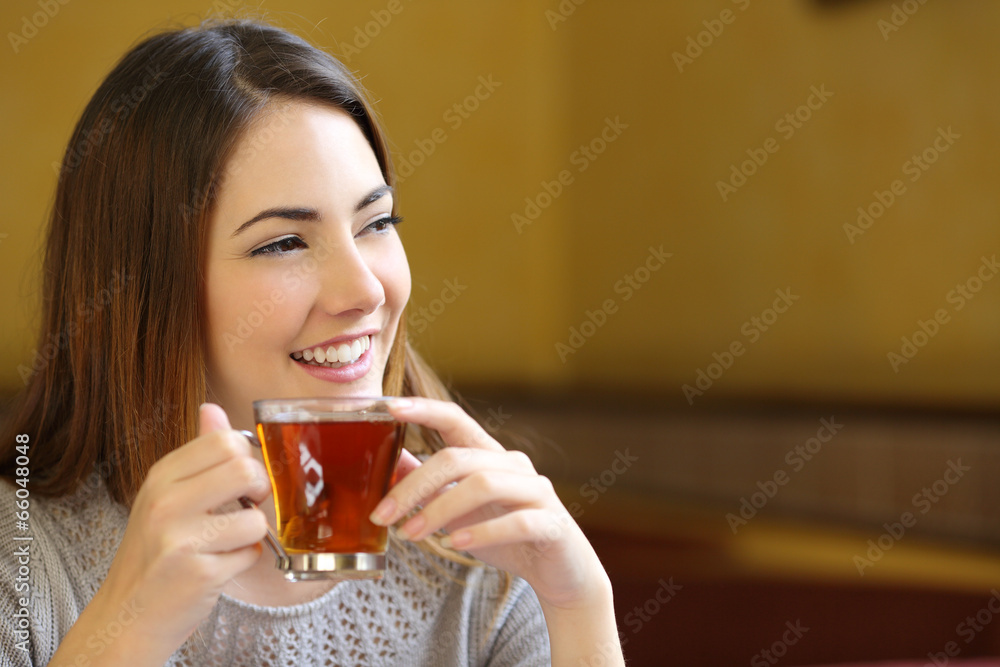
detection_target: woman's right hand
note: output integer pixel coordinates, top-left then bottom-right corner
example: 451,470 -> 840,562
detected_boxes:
51,403 -> 270,666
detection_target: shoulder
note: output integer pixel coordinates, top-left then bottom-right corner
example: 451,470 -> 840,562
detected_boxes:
0,474 -> 128,665
0,472 -> 127,570
0,472 -> 128,580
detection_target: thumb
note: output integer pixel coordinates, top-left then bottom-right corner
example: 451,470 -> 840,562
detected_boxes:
198,402 -> 232,436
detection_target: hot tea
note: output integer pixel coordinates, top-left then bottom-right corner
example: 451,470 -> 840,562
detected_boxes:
257,418 -> 403,554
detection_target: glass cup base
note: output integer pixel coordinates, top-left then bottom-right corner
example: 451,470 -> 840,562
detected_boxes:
276,552 -> 386,581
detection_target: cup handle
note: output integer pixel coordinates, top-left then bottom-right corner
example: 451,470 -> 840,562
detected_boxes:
237,429 -> 289,563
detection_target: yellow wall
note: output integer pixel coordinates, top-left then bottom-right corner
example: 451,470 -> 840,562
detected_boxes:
1,1 -> 998,408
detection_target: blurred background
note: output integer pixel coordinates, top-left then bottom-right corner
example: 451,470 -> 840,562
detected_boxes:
2,0 -> 1000,664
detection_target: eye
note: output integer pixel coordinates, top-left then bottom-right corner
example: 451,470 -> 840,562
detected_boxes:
249,235 -> 307,257
360,215 -> 403,236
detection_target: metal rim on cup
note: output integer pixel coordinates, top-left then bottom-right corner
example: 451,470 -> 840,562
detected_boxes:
276,553 -> 386,581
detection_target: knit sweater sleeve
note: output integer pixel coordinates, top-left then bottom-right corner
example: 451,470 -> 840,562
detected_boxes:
0,476 -> 33,667
0,478 -> 112,667
480,577 -> 551,667
0,479 -> 63,666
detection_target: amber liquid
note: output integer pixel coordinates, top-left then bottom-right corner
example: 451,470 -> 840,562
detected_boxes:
257,419 -> 403,554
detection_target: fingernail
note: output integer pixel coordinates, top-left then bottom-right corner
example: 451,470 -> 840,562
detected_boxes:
389,398 -> 414,410
370,497 -> 396,526
397,514 -> 425,541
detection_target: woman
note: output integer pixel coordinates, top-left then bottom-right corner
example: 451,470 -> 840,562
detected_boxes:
0,18 -> 624,667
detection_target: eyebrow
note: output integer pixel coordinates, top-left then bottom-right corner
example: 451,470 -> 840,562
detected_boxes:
230,184 -> 394,237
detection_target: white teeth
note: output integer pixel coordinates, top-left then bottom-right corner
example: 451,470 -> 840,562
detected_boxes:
294,335 -> 370,367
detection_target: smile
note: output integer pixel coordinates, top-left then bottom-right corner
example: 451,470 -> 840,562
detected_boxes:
291,334 -> 370,368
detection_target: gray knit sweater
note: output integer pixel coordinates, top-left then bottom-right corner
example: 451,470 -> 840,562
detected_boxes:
0,475 -> 550,666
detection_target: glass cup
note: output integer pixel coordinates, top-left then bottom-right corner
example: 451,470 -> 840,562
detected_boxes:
240,397 -> 404,581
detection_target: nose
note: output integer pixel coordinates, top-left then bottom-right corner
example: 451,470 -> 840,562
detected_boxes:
313,235 -> 385,316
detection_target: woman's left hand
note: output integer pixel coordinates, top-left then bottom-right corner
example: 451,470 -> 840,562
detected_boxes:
372,397 -> 610,610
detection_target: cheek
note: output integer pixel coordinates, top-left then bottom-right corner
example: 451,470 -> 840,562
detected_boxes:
204,268 -> 244,363
205,264 -> 306,366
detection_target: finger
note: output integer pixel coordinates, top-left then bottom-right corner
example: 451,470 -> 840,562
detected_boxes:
397,471 -> 556,542
372,448 -> 536,526
387,398 -> 505,453
173,454 -> 271,515
150,405 -> 252,485
183,508 -> 269,554
383,450 -> 453,521
439,508 -> 578,553
193,543 -> 264,584
392,448 -> 423,484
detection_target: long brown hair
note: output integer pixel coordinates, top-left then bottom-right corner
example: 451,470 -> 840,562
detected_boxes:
0,19 -> 450,506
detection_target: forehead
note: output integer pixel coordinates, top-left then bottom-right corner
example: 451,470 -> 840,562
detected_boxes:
212,101 -> 384,220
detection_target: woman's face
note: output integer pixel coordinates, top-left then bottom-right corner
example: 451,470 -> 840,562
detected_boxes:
204,102 -> 410,429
